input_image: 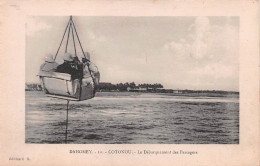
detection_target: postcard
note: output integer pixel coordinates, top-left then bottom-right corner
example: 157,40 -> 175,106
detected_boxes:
0,0 -> 259,165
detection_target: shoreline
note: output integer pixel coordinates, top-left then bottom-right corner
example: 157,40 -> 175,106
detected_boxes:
26,90 -> 239,99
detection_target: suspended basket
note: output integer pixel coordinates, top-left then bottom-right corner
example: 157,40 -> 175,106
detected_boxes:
38,16 -> 100,101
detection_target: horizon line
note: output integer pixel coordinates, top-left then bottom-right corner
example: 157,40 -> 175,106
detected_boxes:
25,82 -> 239,93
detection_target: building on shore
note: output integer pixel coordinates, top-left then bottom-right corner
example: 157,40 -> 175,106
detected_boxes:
127,87 -> 147,92
173,90 -> 183,94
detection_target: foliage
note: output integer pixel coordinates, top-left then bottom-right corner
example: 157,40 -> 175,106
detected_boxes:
97,82 -> 163,91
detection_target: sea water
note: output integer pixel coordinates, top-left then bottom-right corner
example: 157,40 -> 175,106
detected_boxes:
25,91 -> 239,144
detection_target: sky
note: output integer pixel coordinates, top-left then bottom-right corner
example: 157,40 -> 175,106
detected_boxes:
26,16 -> 239,91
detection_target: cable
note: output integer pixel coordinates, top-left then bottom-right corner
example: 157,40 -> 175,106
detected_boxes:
71,19 -> 86,59
54,20 -> 70,61
71,22 -> 77,58
65,100 -> 69,144
65,21 -> 71,53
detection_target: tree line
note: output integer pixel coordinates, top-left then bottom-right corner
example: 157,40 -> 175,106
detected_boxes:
25,82 -> 164,92
25,83 -> 42,91
97,82 -> 164,91
25,82 -> 238,95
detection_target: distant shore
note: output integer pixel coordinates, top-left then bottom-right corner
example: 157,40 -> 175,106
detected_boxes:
26,89 -> 239,99
94,91 -> 239,98
25,83 -> 238,94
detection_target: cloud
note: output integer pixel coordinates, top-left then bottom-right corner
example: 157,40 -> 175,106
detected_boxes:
160,17 -> 239,90
87,31 -> 106,42
163,17 -> 238,62
190,17 -> 210,59
162,17 -> 211,59
189,63 -> 236,79
163,41 -> 191,58
26,18 -> 52,37
194,17 -> 210,35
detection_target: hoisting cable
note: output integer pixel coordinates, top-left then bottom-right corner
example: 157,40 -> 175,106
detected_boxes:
54,20 -> 70,61
65,21 -> 72,53
71,21 -> 77,58
71,18 -> 86,59
65,100 -> 70,144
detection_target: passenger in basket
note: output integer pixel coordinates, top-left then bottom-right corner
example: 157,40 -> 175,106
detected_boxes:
71,54 -> 83,72
81,52 -> 98,94
72,54 -> 80,64
82,52 -> 100,85
82,52 -> 92,77
40,54 -> 59,72
56,53 -> 82,80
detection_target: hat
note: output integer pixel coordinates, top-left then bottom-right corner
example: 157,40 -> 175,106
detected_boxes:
63,53 -> 73,62
84,52 -> 91,60
71,54 -> 79,60
44,54 -> 55,63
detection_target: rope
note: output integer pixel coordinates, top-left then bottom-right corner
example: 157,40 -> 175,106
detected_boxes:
65,21 -> 71,53
65,100 -> 69,144
53,16 -> 96,93
71,22 -> 77,58
54,20 -> 70,61
71,19 -> 86,59
55,16 -> 80,60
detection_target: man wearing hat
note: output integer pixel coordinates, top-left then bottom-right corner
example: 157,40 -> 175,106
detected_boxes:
81,52 -> 100,94
56,53 -> 82,80
40,54 -> 59,72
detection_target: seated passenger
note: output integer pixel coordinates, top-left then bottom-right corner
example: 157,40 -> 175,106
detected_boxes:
72,54 -> 80,64
81,52 -> 100,95
40,54 -> 59,72
56,53 -> 82,80
82,52 -> 100,85
72,54 -> 84,72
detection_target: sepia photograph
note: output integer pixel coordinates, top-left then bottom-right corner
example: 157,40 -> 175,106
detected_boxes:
25,16 -> 239,144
